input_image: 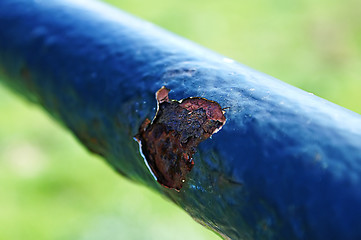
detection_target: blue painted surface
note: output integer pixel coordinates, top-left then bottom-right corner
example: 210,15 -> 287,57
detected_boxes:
1,0 -> 361,239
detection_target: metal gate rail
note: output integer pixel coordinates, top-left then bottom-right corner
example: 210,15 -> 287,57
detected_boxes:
1,1 -> 361,239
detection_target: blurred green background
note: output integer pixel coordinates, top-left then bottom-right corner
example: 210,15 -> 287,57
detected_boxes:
0,0 -> 360,239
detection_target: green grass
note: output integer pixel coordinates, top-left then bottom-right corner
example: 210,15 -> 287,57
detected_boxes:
0,0 -> 360,239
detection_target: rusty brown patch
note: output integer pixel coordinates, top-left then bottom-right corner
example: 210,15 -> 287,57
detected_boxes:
135,86 -> 226,191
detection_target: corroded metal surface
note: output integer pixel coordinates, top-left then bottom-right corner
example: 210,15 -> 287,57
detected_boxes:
135,87 -> 226,190
1,0 -> 361,239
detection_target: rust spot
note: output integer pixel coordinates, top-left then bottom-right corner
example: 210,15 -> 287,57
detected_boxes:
135,86 -> 226,191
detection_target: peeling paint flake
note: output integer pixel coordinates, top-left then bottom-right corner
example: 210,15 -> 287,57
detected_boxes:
135,86 -> 226,191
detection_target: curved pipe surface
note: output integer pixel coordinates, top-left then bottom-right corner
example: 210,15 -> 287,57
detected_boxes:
1,0 -> 361,239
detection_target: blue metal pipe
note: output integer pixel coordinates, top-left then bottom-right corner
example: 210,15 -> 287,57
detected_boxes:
1,0 -> 361,239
